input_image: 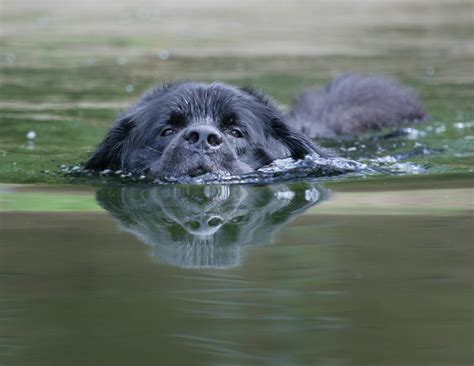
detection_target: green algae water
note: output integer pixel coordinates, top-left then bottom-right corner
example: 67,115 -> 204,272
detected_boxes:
1,0 -> 473,365
1,178 -> 473,366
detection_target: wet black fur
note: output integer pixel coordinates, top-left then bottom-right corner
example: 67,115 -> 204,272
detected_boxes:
86,74 -> 426,178
290,74 -> 426,138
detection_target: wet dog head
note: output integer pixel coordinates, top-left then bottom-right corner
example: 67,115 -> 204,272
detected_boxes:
85,82 -> 321,178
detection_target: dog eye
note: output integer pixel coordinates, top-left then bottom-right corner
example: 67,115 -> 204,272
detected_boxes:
161,128 -> 176,137
229,129 -> 243,138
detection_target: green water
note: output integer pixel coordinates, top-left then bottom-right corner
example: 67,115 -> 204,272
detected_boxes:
1,0 -> 473,365
1,52 -> 473,182
1,178 -> 473,366
1,21 -> 474,181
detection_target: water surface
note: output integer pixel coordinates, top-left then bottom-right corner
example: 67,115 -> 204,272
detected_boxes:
1,1 -> 473,365
1,0 -> 474,182
1,177 -> 473,365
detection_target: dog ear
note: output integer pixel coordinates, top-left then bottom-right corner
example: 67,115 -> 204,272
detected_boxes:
269,116 -> 330,159
240,86 -> 329,159
85,114 -> 135,170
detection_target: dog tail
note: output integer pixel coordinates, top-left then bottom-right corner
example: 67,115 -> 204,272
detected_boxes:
288,74 -> 426,139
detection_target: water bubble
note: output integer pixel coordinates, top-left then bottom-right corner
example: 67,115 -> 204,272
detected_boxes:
373,155 -> 397,163
434,125 -> 446,134
425,66 -> 435,77
454,121 -> 474,129
390,162 -> 425,174
274,190 -> 295,200
125,84 -> 134,93
305,188 -> 321,202
116,56 -> 128,66
158,49 -> 170,60
404,127 -> 427,140
6,53 -> 16,64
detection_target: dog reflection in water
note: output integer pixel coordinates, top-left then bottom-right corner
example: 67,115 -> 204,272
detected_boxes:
96,183 -> 326,269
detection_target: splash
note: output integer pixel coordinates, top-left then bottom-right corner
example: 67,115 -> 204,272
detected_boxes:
62,153 -> 425,185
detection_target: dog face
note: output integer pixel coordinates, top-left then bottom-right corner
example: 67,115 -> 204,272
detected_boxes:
86,82 -> 320,178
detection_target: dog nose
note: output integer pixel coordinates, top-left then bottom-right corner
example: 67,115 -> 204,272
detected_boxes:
184,125 -> 223,149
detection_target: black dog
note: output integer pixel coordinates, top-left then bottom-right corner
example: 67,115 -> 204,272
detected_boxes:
85,74 -> 425,179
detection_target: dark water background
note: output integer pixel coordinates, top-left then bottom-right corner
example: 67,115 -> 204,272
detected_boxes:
1,1 -> 473,365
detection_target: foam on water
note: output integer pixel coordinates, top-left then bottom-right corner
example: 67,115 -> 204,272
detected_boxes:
61,152 -> 425,185
62,124 -> 465,184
